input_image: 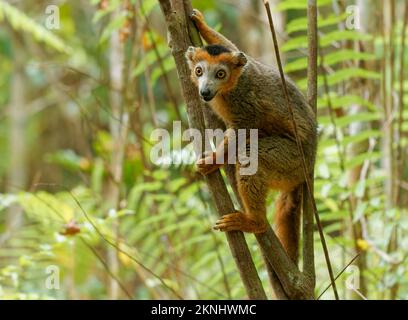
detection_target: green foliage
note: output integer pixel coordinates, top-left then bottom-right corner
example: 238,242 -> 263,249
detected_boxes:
0,2 -> 71,53
279,0 -> 408,299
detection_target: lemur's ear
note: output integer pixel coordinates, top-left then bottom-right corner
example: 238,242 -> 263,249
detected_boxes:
185,46 -> 197,62
232,52 -> 247,67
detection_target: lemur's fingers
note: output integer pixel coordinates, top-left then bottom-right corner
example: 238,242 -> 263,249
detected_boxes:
195,155 -> 213,166
214,212 -> 267,233
214,213 -> 244,232
199,150 -> 215,159
196,158 -> 222,176
196,152 -> 221,175
190,9 -> 205,24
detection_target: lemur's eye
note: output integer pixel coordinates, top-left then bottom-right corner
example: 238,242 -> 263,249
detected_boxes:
216,70 -> 226,79
195,66 -> 203,77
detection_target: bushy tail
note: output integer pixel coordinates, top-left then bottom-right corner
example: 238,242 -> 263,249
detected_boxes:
274,185 -> 302,264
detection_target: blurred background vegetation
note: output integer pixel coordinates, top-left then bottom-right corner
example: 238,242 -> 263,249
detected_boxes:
0,0 -> 407,300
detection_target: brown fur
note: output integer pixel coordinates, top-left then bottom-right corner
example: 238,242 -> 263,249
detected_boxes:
218,66 -> 244,94
275,186 -> 302,263
209,95 -> 234,124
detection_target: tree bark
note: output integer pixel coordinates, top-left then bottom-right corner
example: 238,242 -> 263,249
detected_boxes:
303,0 -> 317,287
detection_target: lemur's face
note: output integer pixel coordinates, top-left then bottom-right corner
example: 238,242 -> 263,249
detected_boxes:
186,45 -> 247,102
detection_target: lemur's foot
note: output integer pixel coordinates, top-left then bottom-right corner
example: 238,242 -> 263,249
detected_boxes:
214,212 -> 267,233
190,9 -> 205,25
196,153 -> 222,176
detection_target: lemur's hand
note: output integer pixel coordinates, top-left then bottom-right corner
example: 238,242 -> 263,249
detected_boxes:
190,9 -> 205,25
195,151 -> 222,176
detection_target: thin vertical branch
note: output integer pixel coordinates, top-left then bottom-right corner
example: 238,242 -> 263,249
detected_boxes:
388,0 -> 396,207
307,0 -> 318,113
303,0 -> 317,284
380,4 -> 388,117
379,9 -> 394,294
396,3 -> 408,205
263,0 -> 339,300
387,0 -> 403,300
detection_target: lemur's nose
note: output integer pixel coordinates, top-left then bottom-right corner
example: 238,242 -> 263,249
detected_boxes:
200,88 -> 211,98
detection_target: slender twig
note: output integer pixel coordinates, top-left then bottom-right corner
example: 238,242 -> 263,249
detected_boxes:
396,3 -> 408,205
263,0 -> 339,300
80,237 -> 133,299
380,6 -> 388,117
387,0 -> 396,207
307,0 -> 318,113
317,254 -> 360,300
386,0 -> 401,300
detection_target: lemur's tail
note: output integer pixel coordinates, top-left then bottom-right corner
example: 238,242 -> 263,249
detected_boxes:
274,185 -> 302,264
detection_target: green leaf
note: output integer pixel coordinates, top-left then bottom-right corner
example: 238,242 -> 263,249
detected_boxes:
345,152 -> 381,170
277,0 -> 332,11
341,130 -> 382,147
0,2 -> 72,53
100,14 -> 127,44
319,112 -> 380,128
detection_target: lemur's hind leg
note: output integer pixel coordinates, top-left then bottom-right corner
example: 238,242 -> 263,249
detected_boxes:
190,9 -> 238,51
213,135 -> 305,236
214,165 -> 268,234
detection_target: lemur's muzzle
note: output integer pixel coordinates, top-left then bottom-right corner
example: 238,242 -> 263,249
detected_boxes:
200,88 -> 215,102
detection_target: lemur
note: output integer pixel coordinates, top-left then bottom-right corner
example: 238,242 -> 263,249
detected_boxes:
186,9 -> 317,263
